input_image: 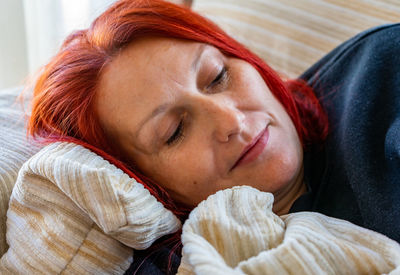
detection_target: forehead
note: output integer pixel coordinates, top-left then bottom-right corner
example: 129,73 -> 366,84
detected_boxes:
99,36 -> 201,95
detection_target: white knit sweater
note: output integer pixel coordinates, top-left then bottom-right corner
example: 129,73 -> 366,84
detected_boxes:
178,186 -> 400,274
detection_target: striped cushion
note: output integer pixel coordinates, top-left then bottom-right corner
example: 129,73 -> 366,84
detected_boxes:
0,87 -> 42,257
192,0 -> 400,78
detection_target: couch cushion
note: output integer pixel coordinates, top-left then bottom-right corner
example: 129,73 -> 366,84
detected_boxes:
0,87 -> 43,256
192,0 -> 400,78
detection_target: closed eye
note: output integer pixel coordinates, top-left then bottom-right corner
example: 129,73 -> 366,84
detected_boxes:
166,119 -> 185,146
207,66 -> 227,89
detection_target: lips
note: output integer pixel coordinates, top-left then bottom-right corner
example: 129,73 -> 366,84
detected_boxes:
231,126 -> 269,171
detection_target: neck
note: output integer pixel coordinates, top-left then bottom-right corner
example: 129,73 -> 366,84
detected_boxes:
272,166 -> 305,215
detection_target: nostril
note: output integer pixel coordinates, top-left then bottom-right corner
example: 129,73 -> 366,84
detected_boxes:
203,96 -> 243,143
214,108 -> 244,143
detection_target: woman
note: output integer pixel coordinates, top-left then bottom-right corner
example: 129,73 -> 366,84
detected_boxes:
25,0 -> 400,273
30,0 -> 327,214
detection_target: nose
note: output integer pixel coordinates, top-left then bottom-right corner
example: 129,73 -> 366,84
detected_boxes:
202,96 -> 244,143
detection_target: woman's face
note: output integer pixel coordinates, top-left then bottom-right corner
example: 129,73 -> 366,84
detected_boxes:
96,37 -> 303,207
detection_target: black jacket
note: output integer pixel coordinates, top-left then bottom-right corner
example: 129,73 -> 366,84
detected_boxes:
291,23 -> 400,243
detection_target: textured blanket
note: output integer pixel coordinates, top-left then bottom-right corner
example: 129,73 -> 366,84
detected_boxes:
1,142 -> 400,274
0,142 -> 181,274
178,186 -> 400,275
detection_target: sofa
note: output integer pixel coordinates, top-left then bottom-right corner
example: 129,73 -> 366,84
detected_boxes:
0,0 -> 399,272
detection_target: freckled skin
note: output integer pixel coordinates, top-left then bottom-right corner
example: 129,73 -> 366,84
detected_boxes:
96,37 -> 305,214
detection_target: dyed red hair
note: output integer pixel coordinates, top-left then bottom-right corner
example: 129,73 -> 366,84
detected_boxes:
28,0 -> 328,240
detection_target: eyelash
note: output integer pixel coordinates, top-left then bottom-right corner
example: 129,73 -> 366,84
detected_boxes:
166,66 -> 228,146
207,66 -> 228,90
166,119 -> 185,146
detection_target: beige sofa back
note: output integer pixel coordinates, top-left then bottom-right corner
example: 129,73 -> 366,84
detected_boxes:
192,0 -> 400,78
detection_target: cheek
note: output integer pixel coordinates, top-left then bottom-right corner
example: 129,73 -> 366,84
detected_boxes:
232,65 -> 271,105
168,149 -> 214,183
149,144 -> 218,203
269,121 -> 303,188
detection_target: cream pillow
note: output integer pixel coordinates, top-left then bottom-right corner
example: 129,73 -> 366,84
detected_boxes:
1,142 -> 181,274
192,0 -> 400,78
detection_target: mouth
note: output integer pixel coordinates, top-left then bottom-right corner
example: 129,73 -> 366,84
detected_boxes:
230,126 -> 270,171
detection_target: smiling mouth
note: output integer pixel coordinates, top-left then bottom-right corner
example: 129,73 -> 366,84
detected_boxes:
231,126 -> 270,171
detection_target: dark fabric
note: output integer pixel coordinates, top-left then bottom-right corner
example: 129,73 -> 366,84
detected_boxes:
124,237 -> 181,275
291,23 -> 400,243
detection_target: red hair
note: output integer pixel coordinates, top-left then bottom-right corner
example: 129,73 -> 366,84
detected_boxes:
28,0 -> 328,256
